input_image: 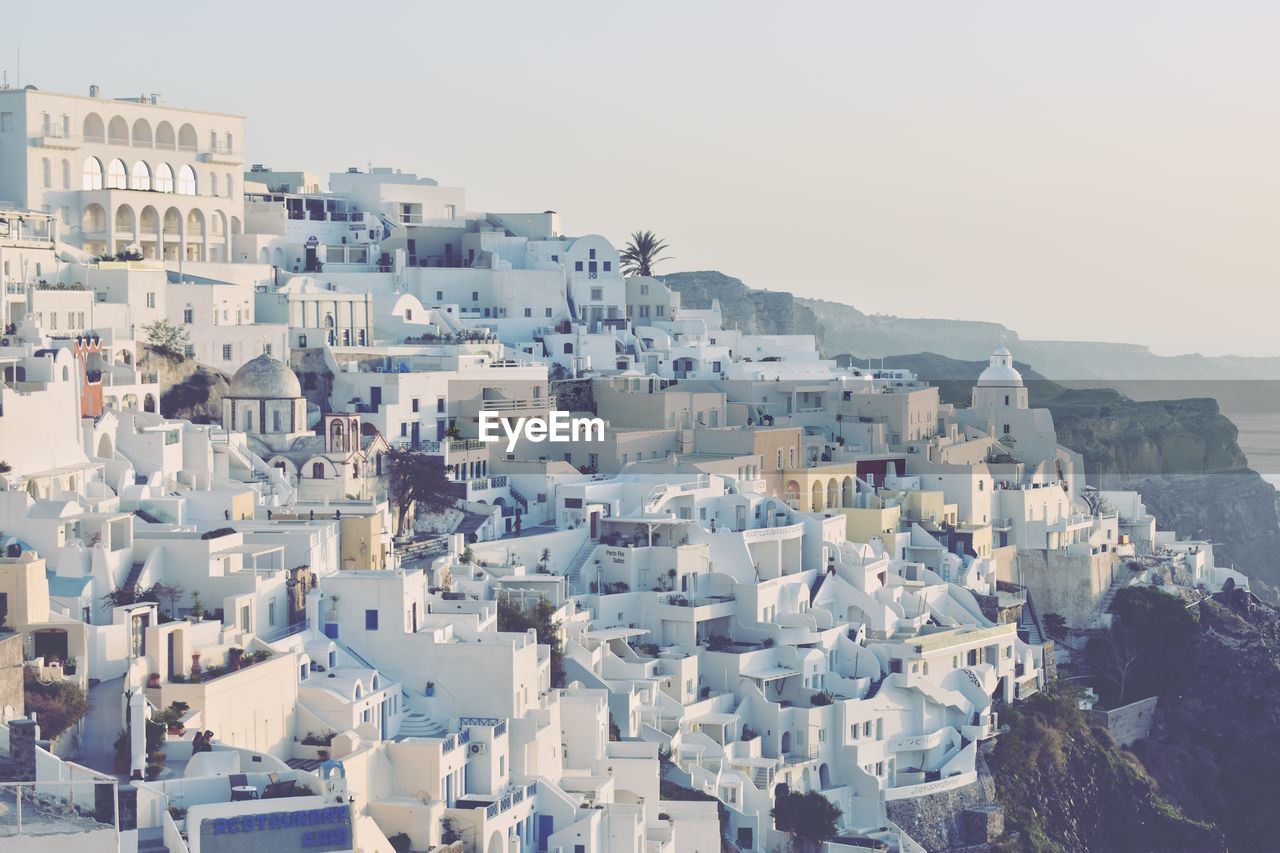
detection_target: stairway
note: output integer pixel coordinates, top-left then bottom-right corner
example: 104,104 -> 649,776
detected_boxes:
1018,593 -> 1045,645
564,542 -> 596,595
138,826 -> 168,853
396,712 -> 447,740
124,560 -> 146,594
1099,571 -> 1131,614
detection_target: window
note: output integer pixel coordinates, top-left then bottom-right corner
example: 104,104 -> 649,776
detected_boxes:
184,344 -> 195,358
574,261 -> 583,272
589,248 -> 597,259
268,599 -> 277,626
176,164 -> 197,195
603,261 -> 612,272
436,397 -> 445,413
41,158 -> 51,188
471,291 -> 479,302
61,160 -> 71,189
545,307 -> 553,317
82,157 -> 104,190
524,307 -> 532,317
312,461 -> 325,479
298,334 -> 307,348
435,290 -> 443,301
154,163 -> 174,193
0,112 -> 14,133
365,609 -> 379,630
222,344 -> 233,361
183,307 -> 193,324
146,292 -> 156,309
106,158 -> 127,189
411,398 -> 420,413
590,287 -> 602,301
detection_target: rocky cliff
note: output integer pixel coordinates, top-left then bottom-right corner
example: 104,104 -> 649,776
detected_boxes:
142,346 -> 230,423
984,690 -> 1224,852
659,271 -> 820,337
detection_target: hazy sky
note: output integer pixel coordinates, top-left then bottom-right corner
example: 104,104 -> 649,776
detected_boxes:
6,2 -> 1279,356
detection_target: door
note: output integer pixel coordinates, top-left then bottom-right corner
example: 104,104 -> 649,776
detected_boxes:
304,246 -> 318,272
370,387 -> 382,409
411,422 -> 421,448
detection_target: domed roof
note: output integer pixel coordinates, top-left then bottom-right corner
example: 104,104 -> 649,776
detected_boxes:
977,346 -> 1024,387
229,353 -> 302,399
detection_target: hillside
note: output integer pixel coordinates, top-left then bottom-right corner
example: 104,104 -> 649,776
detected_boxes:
660,271 -> 820,337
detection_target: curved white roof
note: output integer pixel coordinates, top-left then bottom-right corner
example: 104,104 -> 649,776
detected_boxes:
977,346 -> 1023,387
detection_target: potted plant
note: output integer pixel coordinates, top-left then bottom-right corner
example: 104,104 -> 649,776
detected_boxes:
147,672 -> 162,689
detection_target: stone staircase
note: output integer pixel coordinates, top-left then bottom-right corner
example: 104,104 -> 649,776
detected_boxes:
124,560 -> 146,594
396,712 -> 447,740
1099,571 -> 1131,614
564,542 -> 597,595
1018,593 -> 1045,645
138,826 -> 168,853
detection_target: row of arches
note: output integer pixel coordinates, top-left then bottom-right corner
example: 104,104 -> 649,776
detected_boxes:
81,203 -> 240,262
74,157 -> 234,198
103,393 -> 158,413
784,476 -> 857,512
80,114 -> 231,154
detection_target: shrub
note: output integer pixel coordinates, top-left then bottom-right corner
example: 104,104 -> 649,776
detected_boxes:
23,668 -> 89,740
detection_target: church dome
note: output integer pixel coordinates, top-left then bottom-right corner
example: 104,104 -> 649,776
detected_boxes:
977,346 -> 1024,387
229,353 -> 302,399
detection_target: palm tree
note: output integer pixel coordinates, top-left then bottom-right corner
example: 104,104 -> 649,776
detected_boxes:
620,230 -> 672,278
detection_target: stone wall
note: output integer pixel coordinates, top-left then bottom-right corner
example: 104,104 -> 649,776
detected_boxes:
0,632 -> 24,720
885,760 -> 1003,851
1016,548 -> 1116,627
1087,696 -> 1158,747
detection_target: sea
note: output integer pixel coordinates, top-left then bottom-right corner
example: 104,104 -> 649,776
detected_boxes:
1225,412 -> 1280,491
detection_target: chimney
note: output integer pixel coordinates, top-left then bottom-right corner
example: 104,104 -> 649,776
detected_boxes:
88,84 -> 99,97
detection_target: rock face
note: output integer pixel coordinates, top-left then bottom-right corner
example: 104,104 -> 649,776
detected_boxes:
660,271 -> 820,337
884,759 -> 1002,851
143,346 -> 230,423
1129,593 -> 1280,852
983,692 -> 1225,852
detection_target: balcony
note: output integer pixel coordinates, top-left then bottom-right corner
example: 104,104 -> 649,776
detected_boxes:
197,144 -> 243,165
30,131 -> 82,150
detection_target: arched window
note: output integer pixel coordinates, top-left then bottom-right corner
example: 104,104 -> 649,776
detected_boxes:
106,159 -> 128,190
154,163 -> 174,193
61,159 -> 70,189
177,123 -> 197,151
83,113 -> 105,143
155,121 -> 175,150
272,411 -> 281,431
225,173 -> 234,197
330,419 -> 345,450
131,118 -> 152,147
244,409 -> 254,431
312,462 -> 325,480
176,164 -> 197,195
42,158 -> 51,188
131,161 -> 151,191
210,173 -> 219,197
82,157 -> 104,191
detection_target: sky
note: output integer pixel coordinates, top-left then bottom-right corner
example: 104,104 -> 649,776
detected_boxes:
5,1 -> 1279,357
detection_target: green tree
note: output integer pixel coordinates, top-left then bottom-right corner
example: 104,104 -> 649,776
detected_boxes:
143,319 -> 190,359
1042,612 -> 1068,640
386,449 -> 457,535
772,790 -> 841,851
619,230 -> 672,278
497,596 -> 565,687
23,668 -> 89,740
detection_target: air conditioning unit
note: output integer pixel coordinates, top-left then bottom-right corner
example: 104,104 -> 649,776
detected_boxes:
469,742 -> 486,756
